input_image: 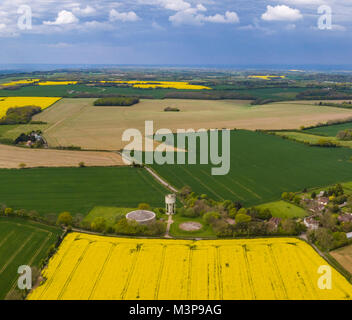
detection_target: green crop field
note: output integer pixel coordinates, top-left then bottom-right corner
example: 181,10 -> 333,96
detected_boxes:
0,218 -> 62,299
256,200 -> 307,219
0,167 -> 168,215
151,130 -> 352,207
0,84 -> 199,99
237,87 -> 308,99
305,122 -> 352,137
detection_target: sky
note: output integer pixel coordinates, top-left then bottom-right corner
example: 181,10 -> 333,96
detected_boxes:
0,0 -> 352,66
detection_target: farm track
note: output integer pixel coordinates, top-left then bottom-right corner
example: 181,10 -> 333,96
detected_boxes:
144,167 -> 178,193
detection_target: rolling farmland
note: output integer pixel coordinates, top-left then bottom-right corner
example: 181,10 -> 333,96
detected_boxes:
0,144 -> 125,169
151,130 -> 352,206
0,167 -> 168,215
28,233 -> 352,300
0,218 -> 62,300
33,98 -> 352,150
305,122 -> 352,137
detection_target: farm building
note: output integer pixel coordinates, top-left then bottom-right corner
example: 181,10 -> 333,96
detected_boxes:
304,216 -> 319,230
317,197 -> 329,206
267,217 -> 281,232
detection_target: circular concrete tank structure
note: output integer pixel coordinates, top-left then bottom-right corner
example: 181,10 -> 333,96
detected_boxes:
126,210 -> 156,225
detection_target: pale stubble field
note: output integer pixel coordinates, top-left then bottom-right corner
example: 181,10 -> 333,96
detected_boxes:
32,98 -> 352,150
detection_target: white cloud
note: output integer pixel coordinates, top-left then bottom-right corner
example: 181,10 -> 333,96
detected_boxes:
203,11 -> 239,24
196,4 -> 207,12
109,9 -> 140,22
169,8 -> 203,25
139,0 -> 191,11
163,0 -> 191,11
262,5 -> 303,21
0,24 -> 6,30
168,2 -> 239,26
72,6 -> 96,16
170,9 -> 239,26
273,0 -> 325,5
44,10 -> 79,25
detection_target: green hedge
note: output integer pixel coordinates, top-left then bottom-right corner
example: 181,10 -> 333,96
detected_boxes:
94,97 -> 139,106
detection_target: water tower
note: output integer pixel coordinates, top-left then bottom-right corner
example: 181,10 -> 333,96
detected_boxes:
165,194 -> 176,215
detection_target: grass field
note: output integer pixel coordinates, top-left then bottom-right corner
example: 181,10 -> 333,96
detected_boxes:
0,145 -> 125,169
305,122 -> 352,137
273,131 -> 352,148
0,217 -> 62,300
84,207 -> 136,227
169,215 -> 215,238
0,167 -> 168,215
28,233 -> 352,300
0,124 -> 48,141
32,98 -> 352,150
256,200 -> 308,219
151,130 -> 352,207
331,245 -> 352,275
0,125 -> 18,136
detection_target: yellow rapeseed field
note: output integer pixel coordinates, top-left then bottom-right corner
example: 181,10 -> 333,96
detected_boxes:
100,80 -> 211,90
248,75 -> 286,80
37,81 -> 78,86
1,79 -> 40,86
0,97 -> 61,118
28,233 -> 352,300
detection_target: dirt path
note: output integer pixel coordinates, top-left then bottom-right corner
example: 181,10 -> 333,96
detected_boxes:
164,215 -> 174,238
145,167 -> 178,193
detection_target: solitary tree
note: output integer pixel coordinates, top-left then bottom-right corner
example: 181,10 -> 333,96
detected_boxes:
57,212 -> 73,226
